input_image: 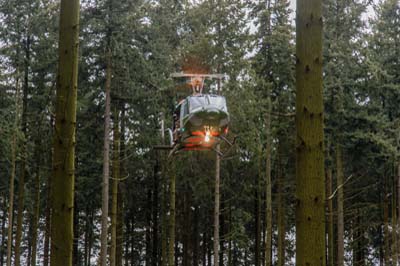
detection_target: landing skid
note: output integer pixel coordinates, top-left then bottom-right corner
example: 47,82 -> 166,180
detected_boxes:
154,128 -> 238,159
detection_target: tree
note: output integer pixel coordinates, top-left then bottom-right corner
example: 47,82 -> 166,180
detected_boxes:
295,0 -> 326,265
214,146 -> 221,266
110,106 -> 120,266
50,0 -> 80,265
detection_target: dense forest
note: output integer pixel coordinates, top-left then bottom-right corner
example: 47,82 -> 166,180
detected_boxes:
0,0 -> 399,265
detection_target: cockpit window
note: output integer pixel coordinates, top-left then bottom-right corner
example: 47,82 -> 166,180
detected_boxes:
187,95 -> 228,113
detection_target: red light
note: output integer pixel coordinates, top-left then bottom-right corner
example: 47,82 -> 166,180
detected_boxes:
191,131 -> 204,136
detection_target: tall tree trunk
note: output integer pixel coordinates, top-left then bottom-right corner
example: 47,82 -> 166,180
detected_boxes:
326,166 -> 334,266
183,190 -> 189,266
124,211 -> 130,266
175,228 -> 179,266
393,174 -> 398,266
398,162 -> 400,266
379,223 -> 384,266
353,209 -> 365,266
146,189 -> 152,266
116,193 -> 123,266
384,177 -> 390,266
44,153 -> 52,266
161,164 -> 168,266
84,208 -> 90,266
353,210 -> 359,265
193,206 -> 199,266
73,199 -> 79,265
123,213 -> 129,266
117,104 -> 126,266
255,147 -> 262,266
152,160 -> 160,266
15,30 -> 31,266
295,0 -> 326,265
232,242 -> 238,266
168,161 -> 176,266
100,44 -> 112,266
50,0 -> 80,265
336,145 -> 344,266
228,204 -> 232,266
202,230 -> 207,266
207,230 -> 212,266
277,146 -> 285,266
220,194 -> 225,266
7,20 -> 22,266
111,108 -> 120,266
357,211 -> 365,266
27,220 -> 32,266
1,197 -> 6,266
265,93 -> 272,266
214,145 -> 221,266
6,131 -> 17,266
30,159 -> 40,266
130,213 -> 134,264
160,117 -> 168,266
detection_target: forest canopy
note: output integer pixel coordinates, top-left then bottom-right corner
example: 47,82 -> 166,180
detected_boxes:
0,0 -> 400,265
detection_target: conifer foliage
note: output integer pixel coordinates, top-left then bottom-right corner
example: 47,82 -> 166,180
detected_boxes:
1,0 -> 400,265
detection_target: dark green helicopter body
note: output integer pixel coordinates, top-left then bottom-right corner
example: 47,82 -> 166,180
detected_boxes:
173,94 -> 229,151
154,72 -> 234,156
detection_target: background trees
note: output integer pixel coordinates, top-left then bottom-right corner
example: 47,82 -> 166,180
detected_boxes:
0,0 -> 400,265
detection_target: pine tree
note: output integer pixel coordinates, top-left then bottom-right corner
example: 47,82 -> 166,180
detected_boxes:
295,1 -> 326,265
50,0 -> 80,265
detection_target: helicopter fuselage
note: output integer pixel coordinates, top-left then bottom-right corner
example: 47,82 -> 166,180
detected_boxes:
173,94 -> 229,152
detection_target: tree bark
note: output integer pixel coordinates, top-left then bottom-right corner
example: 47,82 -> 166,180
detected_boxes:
336,145 -> 344,266
392,175 -> 398,266
26,220 -> 32,266
73,199 -> 79,265
111,108 -> 120,266
219,194 -> 225,266
117,104 -> 126,266
384,177 -> 390,266
84,208 -> 91,266
15,30 -> 31,266
255,147 -> 262,266
6,131 -> 17,266
193,206 -> 199,266
265,92 -> 272,266
1,197 -> 6,266
152,160 -> 160,266
326,166 -> 334,266
227,204 -> 232,266
50,0 -> 80,264
168,161 -> 176,266
183,190 -> 190,266
44,153 -> 52,266
146,188 -> 152,266
295,0 -> 326,265
277,146 -> 285,266
160,117 -> 168,266
130,213 -> 135,264
30,159 -> 40,266
202,229 -> 207,266
100,45 -> 112,266
398,162 -> 400,266
214,145 -> 221,266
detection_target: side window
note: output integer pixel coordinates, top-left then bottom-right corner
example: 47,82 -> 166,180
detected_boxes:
180,100 -> 188,127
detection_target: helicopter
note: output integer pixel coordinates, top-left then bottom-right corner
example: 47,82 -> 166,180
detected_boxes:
156,72 -> 235,157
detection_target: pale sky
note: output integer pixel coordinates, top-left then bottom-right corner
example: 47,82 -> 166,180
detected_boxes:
288,0 -> 375,22
290,0 -> 296,11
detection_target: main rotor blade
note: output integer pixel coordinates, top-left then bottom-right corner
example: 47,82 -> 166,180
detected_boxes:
170,73 -> 226,79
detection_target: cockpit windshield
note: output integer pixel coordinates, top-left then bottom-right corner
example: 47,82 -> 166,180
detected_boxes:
188,95 -> 228,113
